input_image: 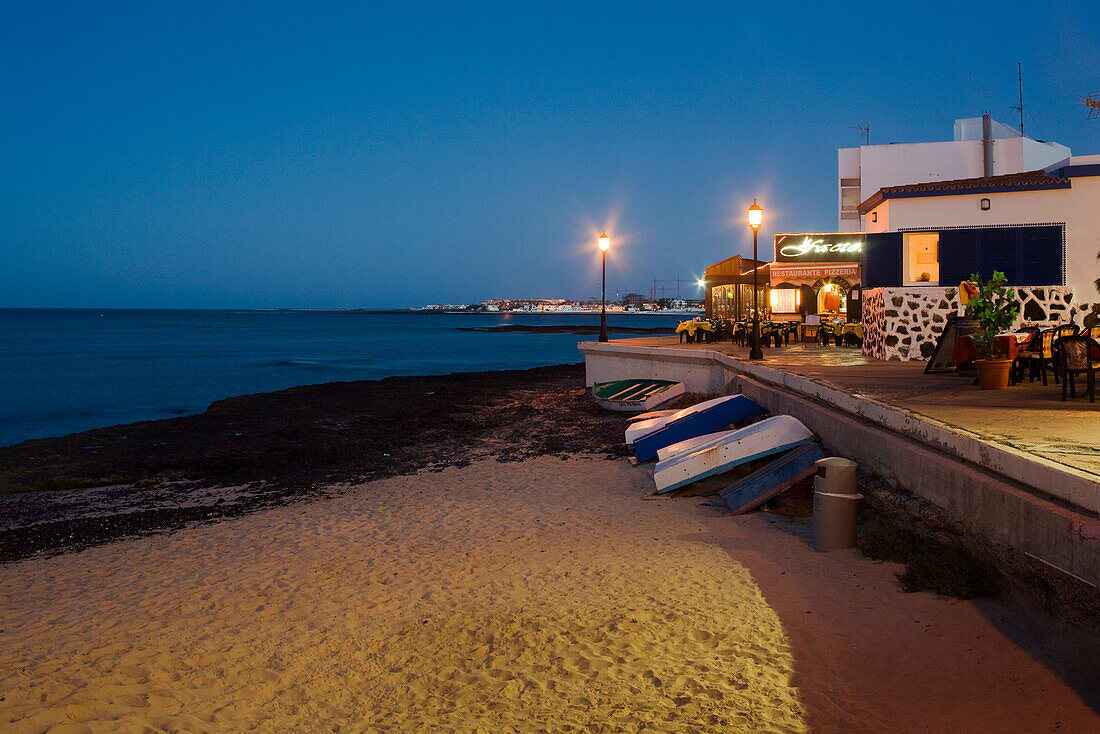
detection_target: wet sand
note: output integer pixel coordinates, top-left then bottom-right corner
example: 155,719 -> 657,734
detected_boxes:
3,456 -> 1097,732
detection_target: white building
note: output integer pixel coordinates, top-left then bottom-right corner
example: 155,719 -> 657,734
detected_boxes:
854,155 -> 1100,360
859,155 -> 1100,303
837,116 -> 1070,231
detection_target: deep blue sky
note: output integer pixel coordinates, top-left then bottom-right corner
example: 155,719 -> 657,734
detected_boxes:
2,1 -> 1097,308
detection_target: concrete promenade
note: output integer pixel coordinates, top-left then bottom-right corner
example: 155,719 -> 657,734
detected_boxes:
579,336 -> 1100,589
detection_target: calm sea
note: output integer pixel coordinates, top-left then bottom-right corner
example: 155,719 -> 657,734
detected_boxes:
0,309 -> 683,447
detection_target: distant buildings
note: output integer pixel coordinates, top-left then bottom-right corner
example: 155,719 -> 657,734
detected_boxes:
420,297 -> 703,313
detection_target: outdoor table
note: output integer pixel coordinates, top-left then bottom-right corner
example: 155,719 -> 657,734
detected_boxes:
951,333 -> 1023,367
836,323 -> 864,344
677,320 -> 712,343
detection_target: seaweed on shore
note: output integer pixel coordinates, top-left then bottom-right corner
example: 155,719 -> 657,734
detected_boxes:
858,525 -> 1000,599
0,363 -> 634,563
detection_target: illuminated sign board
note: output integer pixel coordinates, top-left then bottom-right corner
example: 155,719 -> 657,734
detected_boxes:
770,264 -> 859,280
774,233 -> 864,263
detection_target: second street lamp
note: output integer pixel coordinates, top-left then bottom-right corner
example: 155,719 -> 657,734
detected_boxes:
748,200 -> 764,360
598,232 -> 610,342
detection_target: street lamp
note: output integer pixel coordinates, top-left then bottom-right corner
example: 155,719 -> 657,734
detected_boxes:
599,231 -> 610,342
748,200 -> 764,360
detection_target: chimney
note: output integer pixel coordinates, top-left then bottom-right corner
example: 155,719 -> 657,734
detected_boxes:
982,113 -> 994,177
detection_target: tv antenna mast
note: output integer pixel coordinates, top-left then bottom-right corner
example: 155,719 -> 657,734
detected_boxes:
1011,62 -> 1025,135
852,122 -> 870,145
1081,91 -> 1100,119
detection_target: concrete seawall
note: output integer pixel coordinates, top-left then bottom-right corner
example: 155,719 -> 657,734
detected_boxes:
579,341 -> 1100,589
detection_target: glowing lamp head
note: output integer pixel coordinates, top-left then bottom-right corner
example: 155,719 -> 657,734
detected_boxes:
696,278 -> 705,288
747,200 -> 763,231
598,232 -> 610,252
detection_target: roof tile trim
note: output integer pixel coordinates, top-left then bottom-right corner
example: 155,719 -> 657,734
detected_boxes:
857,170 -> 1071,214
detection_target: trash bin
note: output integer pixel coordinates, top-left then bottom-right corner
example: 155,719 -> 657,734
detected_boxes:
812,457 -> 862,552
814,457 -> 857,495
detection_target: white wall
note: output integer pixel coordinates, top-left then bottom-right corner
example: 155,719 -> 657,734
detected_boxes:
838,123 -> 1071,231
871,177 -> 1100,299
860,140 -> 983,202
1021,138 -> 1071,171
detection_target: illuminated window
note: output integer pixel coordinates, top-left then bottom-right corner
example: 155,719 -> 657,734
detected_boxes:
903,233 -> 940,286
770,288 -> 800,314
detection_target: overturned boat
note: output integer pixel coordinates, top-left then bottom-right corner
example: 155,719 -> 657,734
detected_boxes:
592,379 -> 685,413
630,395 -> 766,463
653,415 -> 814,494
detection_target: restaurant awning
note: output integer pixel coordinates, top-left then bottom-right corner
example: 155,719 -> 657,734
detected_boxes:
770,263 -> 859,286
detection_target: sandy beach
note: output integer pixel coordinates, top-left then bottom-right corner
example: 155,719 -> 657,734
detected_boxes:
3,454 -> 1096,732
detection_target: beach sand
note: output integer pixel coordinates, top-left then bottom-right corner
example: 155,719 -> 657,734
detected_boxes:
2,455 -> 1096,732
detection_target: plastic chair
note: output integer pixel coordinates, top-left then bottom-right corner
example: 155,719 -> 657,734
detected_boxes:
1019,328 -> 1057,385
1055,336 -> 1099,402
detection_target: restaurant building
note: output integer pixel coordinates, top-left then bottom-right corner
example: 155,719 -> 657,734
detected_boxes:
768,233 -> 863,323
855,155 -> 1100,360
701,255 -> 769,320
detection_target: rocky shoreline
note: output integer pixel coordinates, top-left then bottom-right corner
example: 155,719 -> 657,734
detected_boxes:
0,363 -> 629,563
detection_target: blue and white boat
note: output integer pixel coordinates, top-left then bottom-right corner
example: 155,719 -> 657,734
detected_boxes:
629,395 -> 765,463
652,415 -> 814,494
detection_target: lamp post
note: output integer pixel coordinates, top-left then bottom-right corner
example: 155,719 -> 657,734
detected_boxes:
598,231 -> 610,342
748,200 -> 763,360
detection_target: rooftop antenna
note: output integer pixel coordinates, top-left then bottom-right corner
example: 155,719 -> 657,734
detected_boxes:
1012,62 -> 1024,136
853,121 -> 870,145
1081,91 -> 1100,119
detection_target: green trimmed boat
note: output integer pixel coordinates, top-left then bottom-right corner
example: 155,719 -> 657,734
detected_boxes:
591,378 -> 685,413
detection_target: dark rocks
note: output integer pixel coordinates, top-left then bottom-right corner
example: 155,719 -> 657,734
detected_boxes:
1021,300 -> 1046,321
0,364 -> 629,563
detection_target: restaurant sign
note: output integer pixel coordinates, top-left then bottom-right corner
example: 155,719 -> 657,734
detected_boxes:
770,264 -> 859,282
774,233 -> 864,263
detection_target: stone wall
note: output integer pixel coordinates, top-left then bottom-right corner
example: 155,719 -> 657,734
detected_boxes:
862,285 -> 1098,361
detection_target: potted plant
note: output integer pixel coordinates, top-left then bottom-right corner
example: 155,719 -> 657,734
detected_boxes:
963,271 -> 1019,389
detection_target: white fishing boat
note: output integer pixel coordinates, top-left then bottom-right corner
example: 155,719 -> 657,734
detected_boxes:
652,415 -> 813,494
625,394 -> 738,445
655,429 -> 739,462
627,408 -> 678,423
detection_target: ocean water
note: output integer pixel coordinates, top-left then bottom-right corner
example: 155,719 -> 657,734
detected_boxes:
0,309 -> 683,447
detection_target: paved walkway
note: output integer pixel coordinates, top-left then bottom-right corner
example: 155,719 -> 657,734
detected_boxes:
610,336 -> 1100,479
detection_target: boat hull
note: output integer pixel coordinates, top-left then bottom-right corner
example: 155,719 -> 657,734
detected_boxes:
653,415 -> 813,494
720,442 -> 826,514
625,394 -> 747,446
632,395 -> 766,462
592,379 -> 685,413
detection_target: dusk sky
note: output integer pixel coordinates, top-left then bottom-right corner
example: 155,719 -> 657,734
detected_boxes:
2,1 -> 1098,309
